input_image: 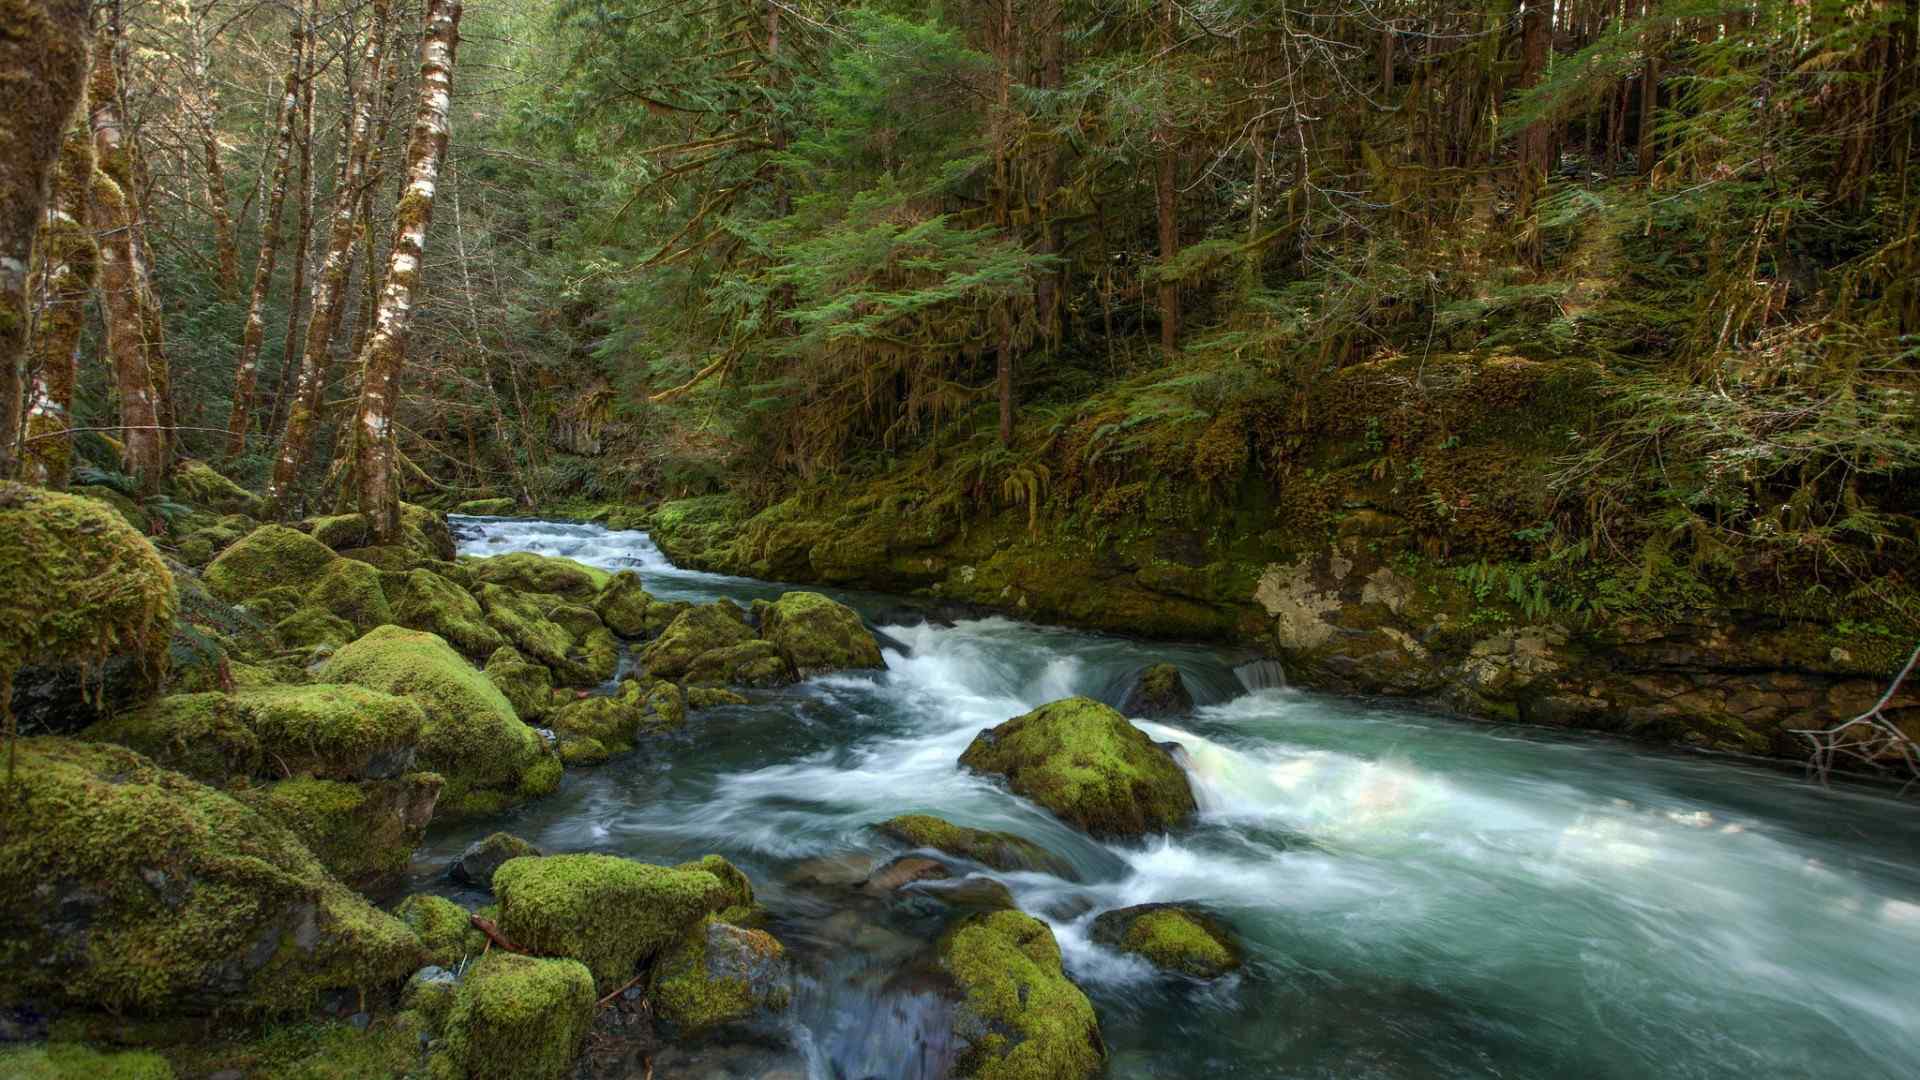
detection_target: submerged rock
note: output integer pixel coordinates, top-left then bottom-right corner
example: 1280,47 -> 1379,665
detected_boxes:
939,910 -> 1104,1080
757,591 -> 885,677
0,738 -> 423,1014
492,854 -> 726,986
436,952 -> 596,1080
648,917 -> 793,1034
874,814 -> 1078,879
862,855 -> 952,896
1118,663 -> 1195,718
1089,903 -> 1241,979
450,832 -> 542,891
958,696 -> 1197,839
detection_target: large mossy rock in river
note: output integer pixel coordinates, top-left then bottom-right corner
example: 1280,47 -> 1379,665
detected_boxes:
387,568 -> 507,659
483,645 -> 554,722
203,524 -> 339,602
435,952 -> 596,1080
648,916 -> 792,1035
396,893 -> 484,969
0,738 -> 423,1014
1118,663 -> 1195,718
874,814 -> 1077,879
468,551 -> 609,603
959,697 -> 1196,839
321,626 -> 558,818
939,910 -> 1104,1080
477,584 -> 575,672
640,601 -> 757,680
757,591 -> 885,677
593,571 -> 657,638
491,854 -> 733,986
449,831 -> 541,891
236,774 -> 442,889
1089,903 -> 1242,979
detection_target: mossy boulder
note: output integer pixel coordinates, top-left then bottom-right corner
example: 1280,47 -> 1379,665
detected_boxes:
939,910 -> 1104,1080
304,513 -> 372,551
687,686 -> 750,709
482,646 -> 553,722
436,952 -> 595,1080
648,917 -> 792,1034
173,524 -> 243,568
454,497 -> 517,516
449,832 -> 541,891
396,894 -> 479,969
273,608 -> 357,652
557,736 -> 609,765
304,558 -> 393,633
478,585 -> 575,672
675,853 -> 759,924
204,525 -> 339,603
87,684 -> 426,786
238,774 -> 442,888
574,625 -> 621,685
0,484 -> 176,714
593,571 -> 654,638
0,738 -> 423,1014
640,602 -> 756,680
388,569 -> 507,659
238,584 -> 305,627
468,551 -> 608,602
758,592 -> 885,678
172,459 -> 263,518
958,697 -> 1197,839
874,814 -> 1077,879
1118,663 -> 1195,718
321,626 -> 554,818
683,640 -> 794,688
1088,903 -> 1241,979
491,854 -> 723,986
0,1043 -> 175,1079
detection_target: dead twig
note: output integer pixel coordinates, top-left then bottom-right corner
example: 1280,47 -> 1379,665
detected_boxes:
469,914 -> 528,954
1790,641 -> 1920,796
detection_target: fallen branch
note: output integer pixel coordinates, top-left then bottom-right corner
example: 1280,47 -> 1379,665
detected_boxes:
469,914 -> 528,954
1790,641 -> 1920,796
595,974 -> 643,1008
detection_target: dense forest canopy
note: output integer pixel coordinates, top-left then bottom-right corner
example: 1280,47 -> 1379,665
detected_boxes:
2,0 -> 1918,612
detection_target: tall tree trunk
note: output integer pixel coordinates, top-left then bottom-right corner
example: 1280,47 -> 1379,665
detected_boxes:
271,0 -> 387,512
993,0 -> 1016,446
348,0 -> 462,540
89,39 -> 165,494
1515,0 -> 1553,266
186,2 -> 238,297
1638,3 -> 1661,176
225,8 -> 304,455
273,1 -> 319,445
21,128 -> 99,488
1153,0 -> 1181,352
0,0 -> 91,480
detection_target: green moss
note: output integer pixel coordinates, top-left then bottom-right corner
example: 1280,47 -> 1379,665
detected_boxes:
0,484 -> 176,714
163,1016 -> 428,1080
304,559 -> 393,633
644,680 -> 687,730
758,591 -> 885,677
468,551 -> 610,601
1118,663 -> 1194,718
273,608 -> 358,651
1090,904 -> 1240,979
478,584 -> 575,672
687,686 -> 750,709
203,525 -> 340,603
321,626 -> 549,818
172,524 -> 242,568
238,585 -> 306,626
483,645 -> 554,721
171,460 -> 264,518
683,639 -> 794,687
455,497 -> 517,515
68,484 -> 148,532
388,568 -> 507,658
875,814 -> 1077,878
84,693 -> 263,784
240,774 -> 442,888
939,911 -> 1104,1080
549,695 -> 644,754
674,854 -> 757,918
437,952 -> 595,1080
557,736 -> 609,765
593,571 -> 655,637
396,894 -> 474,968
640,601 -> 756,680
575,625 -> 621,684
303,513 -> 373,552
958,696 -> 1197,839
0,738 -> 423,1014
492,854 -> 720,986
648,916 -> 791,1033
0,1043 -> 173,1079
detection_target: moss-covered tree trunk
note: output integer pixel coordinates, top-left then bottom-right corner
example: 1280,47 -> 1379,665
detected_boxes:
0,0 -> 90,481
271,0 -> 388,513
225,8 -> 304,456
186,4 -> 238,297
20,128 -> 98,488
346,0 -> 462,541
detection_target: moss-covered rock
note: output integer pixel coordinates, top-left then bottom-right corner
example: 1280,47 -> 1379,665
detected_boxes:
238,584 -> 306,627
557,736 -> 609,765
674,853 -> 759,924
468,552 -> 609,602
239,774 -> 442,888
874,814 -> 1077,879
172,460 -> 264,518
574,625 -> 622,685
321,626 -> 553,818
0,484 -> 176,721
436,952 -> 595,1080
303,513 -> 372,552
758,592 -> 885,678
304,559 -> 393,633
478,584 -> 575,672
173,524 -> 243,568
482,646 -> 554,722
687,686 -> 750,709
958,697 -> 1196,839
273,608 -> 357,652
0,1043 -> 174,1079
0,738 -> 423,1014
1118,663 -> 1195,718
640,601 -> 756,680
648,917 -> 792,1034
492,854 -> 721,986
396,894 -> 477,969
593,571 -> 654,638
683,640 -> 794,688
548,695 -> 644,755
204,525 -> 339,603
1088,903 -> 1241,979
449,832 -> 541,891
387,569 -> 507,659
454,498 -> 517,516
939,910 -> 1104,1080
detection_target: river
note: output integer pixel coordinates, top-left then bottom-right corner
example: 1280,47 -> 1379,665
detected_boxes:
417,516 -> 1920,1079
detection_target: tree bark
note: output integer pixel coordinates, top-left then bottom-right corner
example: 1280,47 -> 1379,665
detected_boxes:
1515,0 -> 1553,265
1153,0 -> 1181,352
21,128 -> 98,489
348,0 -> 463,540
186,3 -> 238,297
274,5 -> 319,446
0,0 -> 91,480
225,8 -> 305,456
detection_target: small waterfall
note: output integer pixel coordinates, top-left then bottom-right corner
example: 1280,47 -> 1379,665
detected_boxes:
1234,657 -> 1288,692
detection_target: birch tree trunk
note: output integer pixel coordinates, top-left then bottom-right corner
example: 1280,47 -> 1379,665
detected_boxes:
347,0 -> 462,540
0,0 -> 90,480
20,129 -> 99,488
224,7 -> 304,455
185,0 -> 238,297
270,0 -> 388,512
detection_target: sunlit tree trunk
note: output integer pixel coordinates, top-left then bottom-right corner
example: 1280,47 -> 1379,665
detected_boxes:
347,0 -> 463,540
21,129 -> 98,488
0,0 -> 90,480
225,7 -> 304,456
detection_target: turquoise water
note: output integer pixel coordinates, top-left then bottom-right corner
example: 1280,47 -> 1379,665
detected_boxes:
426,518 -> 1920,1079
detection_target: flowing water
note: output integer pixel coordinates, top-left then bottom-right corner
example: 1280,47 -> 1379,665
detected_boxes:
424,517 -> 1920,1080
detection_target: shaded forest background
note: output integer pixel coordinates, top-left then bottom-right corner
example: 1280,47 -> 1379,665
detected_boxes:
6,0 -> 1920,628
